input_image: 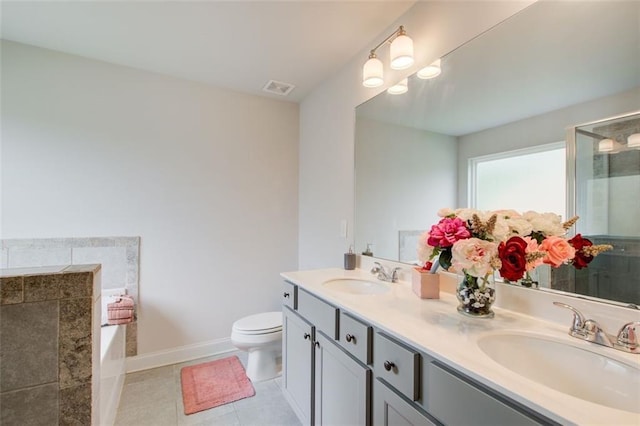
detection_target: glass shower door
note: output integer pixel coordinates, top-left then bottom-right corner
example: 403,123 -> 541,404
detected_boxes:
567,112 -> 640,305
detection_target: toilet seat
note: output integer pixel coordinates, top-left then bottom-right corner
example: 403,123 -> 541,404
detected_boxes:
232,311 -> 282,335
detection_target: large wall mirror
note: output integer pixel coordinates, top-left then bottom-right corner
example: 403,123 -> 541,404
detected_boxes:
355,1 -> 640,306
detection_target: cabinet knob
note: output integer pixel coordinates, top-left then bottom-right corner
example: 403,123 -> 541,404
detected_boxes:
314,341 -> 320,348
345,334 -> 356,343
383,361 -> 395,372
283,292 -> 290,298
303,333 -> 311,340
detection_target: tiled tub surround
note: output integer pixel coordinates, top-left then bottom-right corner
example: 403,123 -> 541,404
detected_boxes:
1,237 -> 140,356
282,258 -> 640,425
0,265 -> 101,425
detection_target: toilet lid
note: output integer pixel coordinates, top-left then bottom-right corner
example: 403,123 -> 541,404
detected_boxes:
233,311 -> 282,334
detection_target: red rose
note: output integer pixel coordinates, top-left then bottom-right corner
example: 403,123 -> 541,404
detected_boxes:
569,234 -> 593,269
498,236 -> 528,281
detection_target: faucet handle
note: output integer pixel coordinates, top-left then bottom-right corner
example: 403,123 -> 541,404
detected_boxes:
390,267 -> 401,282
617,321 -> 640,348
553,302 -> 586,332
371,262 -> 383,274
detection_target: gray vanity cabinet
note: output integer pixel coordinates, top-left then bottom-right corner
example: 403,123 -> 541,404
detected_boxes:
282,282 -> 553,426
374,379 -> 439,426
282,306 -> 313,425
314,332 -> 371,425
283,285 -> 371,426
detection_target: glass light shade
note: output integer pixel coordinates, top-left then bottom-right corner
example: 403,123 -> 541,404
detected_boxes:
598,138 -> 614,152
387,78 -> 408,95
628,133 -> 640,148
417,59 -> 442,79
390,35 -> 414,70
362,57 -> 384,88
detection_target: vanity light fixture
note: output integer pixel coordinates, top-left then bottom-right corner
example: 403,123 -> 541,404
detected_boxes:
598,138 -> 625,153
417,59 -> 442,79
598,138 -> 615,152
387,78 -> 408,95
628,133 -> 640,148
362,25 -> 414,88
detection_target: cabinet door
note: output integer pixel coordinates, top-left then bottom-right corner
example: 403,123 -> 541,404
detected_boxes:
314,332 -> 371,426
374,379 -> 439,426
283,307 -> 313,426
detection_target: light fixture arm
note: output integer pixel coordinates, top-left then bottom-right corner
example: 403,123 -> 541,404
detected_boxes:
369,26 -> 406,56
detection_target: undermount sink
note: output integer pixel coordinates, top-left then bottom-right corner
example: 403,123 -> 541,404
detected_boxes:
477,331 -> 640,413
322,278 -> 390,295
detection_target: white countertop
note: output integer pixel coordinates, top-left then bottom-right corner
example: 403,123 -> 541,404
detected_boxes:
281,267 -> 640,426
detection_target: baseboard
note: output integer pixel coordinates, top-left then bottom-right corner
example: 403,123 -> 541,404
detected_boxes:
125,337 -> 236,373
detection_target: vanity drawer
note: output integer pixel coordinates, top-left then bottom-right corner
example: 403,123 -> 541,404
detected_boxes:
374,332 -> 420,401
426,362 -> 541,425
338,311 -> 372,365
282,281 -> 297,310
297,288 -> 338,339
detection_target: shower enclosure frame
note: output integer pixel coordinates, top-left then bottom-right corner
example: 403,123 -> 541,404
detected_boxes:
565,110 -> 640,308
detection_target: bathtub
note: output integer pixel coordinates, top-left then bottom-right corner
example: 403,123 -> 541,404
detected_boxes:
99,290 -> 127,426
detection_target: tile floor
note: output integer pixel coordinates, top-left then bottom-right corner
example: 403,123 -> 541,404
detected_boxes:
115,351 -> 301,426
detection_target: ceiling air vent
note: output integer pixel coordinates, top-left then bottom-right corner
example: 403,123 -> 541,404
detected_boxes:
262,80 -> 295,96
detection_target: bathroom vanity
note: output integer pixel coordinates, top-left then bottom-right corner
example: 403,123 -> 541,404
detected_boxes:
280,267 -> 640,426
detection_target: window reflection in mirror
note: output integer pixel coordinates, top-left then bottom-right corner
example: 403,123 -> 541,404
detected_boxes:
470,143 -> 566,217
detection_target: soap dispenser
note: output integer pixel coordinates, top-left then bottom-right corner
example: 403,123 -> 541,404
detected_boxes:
362,243 -> 373,257
344,246 -> 356,270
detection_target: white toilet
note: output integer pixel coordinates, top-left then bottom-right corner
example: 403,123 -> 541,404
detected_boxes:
231,311 -> 283,382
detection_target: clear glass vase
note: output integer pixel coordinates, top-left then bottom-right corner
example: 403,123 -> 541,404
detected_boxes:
456,272 -> 496,318
504,269 -> 539,288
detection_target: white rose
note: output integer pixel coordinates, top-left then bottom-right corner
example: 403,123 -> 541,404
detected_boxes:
416,231 -> 434,263
523,211 -> 565,236
455,208 -> 481,222
489,218 -> 510,242
506,217 -> 533,237
437,208 -> 455,217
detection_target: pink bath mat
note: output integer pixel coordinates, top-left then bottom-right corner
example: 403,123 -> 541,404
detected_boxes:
180,355 -> 255,415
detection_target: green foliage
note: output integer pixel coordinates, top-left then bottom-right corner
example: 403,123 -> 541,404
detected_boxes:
438,248 -> 452,270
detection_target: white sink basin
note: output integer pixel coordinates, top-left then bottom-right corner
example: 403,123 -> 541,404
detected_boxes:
322,278 -> 390,295
477,331 -> 640,413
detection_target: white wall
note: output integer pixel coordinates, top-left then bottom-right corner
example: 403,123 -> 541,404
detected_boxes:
457,88 -> 640,207
1,41 -> 299,355
299,1 -> 534,269
355,118 -> 456,260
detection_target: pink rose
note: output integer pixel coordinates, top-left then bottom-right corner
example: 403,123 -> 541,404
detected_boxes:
427,217 -> 471,248
451,238 -> 498,278
540,236 -> 576,267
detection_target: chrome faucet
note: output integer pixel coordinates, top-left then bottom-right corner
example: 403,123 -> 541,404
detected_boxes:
371,262 -> 401,283
553,302 -> 640,354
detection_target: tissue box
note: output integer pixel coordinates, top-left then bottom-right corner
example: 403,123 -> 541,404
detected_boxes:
107,295 -> 135,325
411,268 -> 440,299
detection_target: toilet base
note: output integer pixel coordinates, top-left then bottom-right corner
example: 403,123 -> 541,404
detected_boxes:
245,348 -> 281,382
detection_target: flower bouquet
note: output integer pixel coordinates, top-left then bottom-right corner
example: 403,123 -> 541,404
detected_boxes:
417,208 -> 612,318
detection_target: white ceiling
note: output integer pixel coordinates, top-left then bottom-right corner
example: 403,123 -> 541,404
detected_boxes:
0,1 -> 415,103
